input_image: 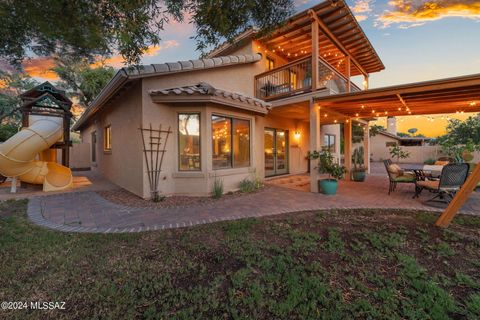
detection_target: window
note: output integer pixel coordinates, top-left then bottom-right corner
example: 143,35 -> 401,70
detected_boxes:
212,115 -> 250,169
91,131 -> 96,162
104,125 -> 112,152
266,57 -> 275,70
322,134 -> 336,153
178,113 -> 201,171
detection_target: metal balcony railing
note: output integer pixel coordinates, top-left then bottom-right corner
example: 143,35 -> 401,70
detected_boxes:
254,55 -> 360,100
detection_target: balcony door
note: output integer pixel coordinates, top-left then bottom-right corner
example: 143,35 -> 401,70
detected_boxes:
264,128 -> 288,177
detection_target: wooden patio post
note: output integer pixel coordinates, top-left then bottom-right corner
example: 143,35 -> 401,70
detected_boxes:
346,56 -> 351,93
344,119 -> 352,181
363,74 -> 369,90
311,14 -> 319,90
435,164 -> 480,227
310,99 -> 321,192
363,123 -> 370,174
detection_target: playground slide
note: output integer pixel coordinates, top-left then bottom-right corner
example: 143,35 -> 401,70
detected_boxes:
0,115 -> 73,192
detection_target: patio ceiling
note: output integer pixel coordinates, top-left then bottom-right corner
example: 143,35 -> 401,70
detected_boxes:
258,0 -> 384,77
314,73 -> 480,119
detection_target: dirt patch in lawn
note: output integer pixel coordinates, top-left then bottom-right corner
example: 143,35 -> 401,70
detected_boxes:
96,185 -> 270,208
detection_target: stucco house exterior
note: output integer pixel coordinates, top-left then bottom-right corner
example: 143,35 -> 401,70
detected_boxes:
73,0 -> 382,199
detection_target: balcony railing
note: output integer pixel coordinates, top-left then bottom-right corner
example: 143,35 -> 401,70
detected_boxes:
254,55 -> 360,100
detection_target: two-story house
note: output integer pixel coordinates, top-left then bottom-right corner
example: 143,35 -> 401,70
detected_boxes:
72,0 -> 385,199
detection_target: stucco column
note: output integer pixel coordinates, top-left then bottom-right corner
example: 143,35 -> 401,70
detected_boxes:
364,123 -> 370,174
309,99 -> 321,192
344,119 -> 352,181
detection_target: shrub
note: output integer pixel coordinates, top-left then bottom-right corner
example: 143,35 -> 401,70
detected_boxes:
212,177 -> 224,199
239,174 -> 263,193
239,178 -> 257,193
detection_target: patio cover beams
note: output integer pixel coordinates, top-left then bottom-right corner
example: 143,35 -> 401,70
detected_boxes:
314,73 -> 480,118
258,0 -> 384,78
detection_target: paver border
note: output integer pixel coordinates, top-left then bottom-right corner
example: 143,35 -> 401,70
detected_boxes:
27,194 -> 446,234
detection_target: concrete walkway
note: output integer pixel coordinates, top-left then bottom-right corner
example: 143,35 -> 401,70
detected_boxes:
26,174 -> 480,233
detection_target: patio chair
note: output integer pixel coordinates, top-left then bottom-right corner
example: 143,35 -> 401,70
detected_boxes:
0,174 -> 6,184
384,160 -> 416,195
413,163 -> 470,203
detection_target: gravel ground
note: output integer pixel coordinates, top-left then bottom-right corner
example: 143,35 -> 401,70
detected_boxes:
96,186 -> 270,208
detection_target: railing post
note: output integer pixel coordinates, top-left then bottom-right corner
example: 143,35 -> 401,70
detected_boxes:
311,16 -> 319,90
346,56 -> 351,93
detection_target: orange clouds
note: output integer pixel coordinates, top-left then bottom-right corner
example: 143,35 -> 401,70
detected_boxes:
93,40 -> 180,68
377,0 -> 480,28
21,40 -> 180,81
22,57 -> 58,80
352,0 -> 373,22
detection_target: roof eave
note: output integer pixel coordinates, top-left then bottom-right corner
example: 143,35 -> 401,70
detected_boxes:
72,69 -> 129,131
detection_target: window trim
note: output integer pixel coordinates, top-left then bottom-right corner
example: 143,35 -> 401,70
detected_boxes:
211,113 -> 251,170
323,133 -> 336,153
103,125 -> 112,153
177,112 -> 202,172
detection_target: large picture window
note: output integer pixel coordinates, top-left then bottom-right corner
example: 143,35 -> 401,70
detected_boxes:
178,113 -> 201,171
212,115 -> 250,169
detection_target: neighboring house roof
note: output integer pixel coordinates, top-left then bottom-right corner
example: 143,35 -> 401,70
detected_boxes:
149,82 -> 271,114
376,131 -> 429,141
72,53 -> 262,131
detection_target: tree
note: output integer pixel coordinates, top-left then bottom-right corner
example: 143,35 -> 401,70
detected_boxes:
0,71 -> 37,141
0,0 -> 294,66
52,57 -> 115,107
397,132 -> 411,137
408,128 -> 418,135
0,71 -> 37,124
389,145 -> 410,163
369,124 -> 385,137
437,115 -> 480,160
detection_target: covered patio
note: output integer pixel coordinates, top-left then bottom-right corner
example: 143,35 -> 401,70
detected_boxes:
311,73 -> 480,227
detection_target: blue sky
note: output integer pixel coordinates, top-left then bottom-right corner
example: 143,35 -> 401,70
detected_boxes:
18,0 -> 480,137
138,0 -> 480,89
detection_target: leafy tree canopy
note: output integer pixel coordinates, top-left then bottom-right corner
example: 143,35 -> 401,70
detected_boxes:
52,57 -> 115,107
437,115 -> 480,157
369,124 -> 386,137
0,71 -> 37,124
0,0 -> 294,66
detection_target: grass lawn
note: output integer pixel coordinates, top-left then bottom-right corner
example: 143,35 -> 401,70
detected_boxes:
1,200 -> 480,319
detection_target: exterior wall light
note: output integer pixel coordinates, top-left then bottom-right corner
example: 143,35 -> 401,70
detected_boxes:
294,131 -> 301,140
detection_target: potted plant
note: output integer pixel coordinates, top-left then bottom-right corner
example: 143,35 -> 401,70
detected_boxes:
308,151 -> 346,195
352,146 -> 366,182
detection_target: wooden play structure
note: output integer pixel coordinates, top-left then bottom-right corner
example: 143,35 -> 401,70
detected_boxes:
0,82 -> 73,192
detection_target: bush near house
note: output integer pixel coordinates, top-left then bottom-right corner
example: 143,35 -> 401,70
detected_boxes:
2,200 -> 480,319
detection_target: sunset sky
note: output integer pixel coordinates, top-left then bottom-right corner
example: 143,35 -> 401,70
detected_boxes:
12,0 -> 480,137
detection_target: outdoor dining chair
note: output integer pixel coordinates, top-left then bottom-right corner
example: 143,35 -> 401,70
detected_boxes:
413,163 -> 470,204
384,159 -> 416,195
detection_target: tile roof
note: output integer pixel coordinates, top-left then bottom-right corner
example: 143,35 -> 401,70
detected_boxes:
73,53 -> 262,130
123,53 -> 262,77
149,82 -> 271,113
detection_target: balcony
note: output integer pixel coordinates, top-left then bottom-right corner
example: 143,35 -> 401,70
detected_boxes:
254,56 -> 360,100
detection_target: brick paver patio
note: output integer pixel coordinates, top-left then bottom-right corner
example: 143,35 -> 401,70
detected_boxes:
26,173 -> 480,233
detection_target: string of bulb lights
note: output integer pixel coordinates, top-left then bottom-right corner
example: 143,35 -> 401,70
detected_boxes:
317,101 -> 478,126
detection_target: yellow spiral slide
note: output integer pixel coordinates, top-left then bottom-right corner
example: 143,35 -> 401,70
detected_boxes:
0,116 -> 73,192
